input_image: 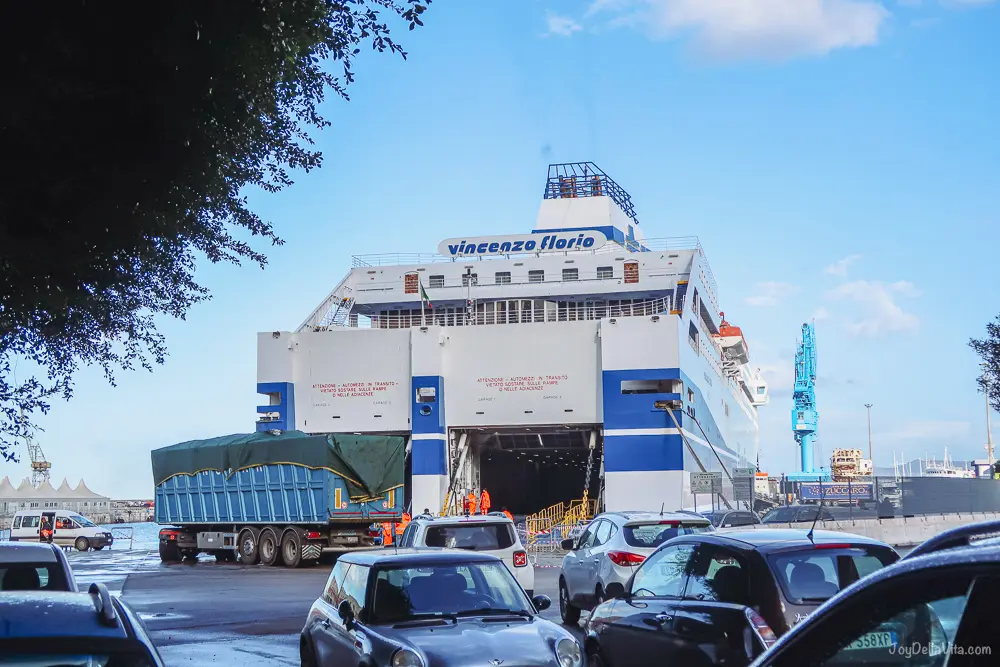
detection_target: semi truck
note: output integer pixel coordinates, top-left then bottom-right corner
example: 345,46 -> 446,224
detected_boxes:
151,430 -> 405,567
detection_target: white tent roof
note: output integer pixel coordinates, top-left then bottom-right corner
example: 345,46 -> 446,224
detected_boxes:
0,477 -> 109,501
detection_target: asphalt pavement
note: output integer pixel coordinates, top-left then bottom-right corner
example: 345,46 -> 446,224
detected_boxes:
66,548 -> 578,667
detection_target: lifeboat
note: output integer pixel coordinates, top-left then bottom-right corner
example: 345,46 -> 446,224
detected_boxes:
712,312 -> 750,365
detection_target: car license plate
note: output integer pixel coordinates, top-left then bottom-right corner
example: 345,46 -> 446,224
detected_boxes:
846,632 -> 897,651
339,530 -> 358,536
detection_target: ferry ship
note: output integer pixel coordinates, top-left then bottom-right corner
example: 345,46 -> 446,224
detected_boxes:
256,162 -> 769,515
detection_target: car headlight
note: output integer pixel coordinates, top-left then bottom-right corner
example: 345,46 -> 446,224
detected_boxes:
392,649 -> 423,667
556,638 -> 582,667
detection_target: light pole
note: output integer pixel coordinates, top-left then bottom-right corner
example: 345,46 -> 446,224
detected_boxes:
865,404 -> 874,467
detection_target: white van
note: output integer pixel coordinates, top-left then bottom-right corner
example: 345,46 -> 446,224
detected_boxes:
9,509 -> 114,551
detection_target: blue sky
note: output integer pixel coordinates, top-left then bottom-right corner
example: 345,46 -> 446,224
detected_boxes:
8,0 -> 1000,497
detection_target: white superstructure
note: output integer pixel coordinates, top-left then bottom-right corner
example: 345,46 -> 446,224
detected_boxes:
257,163 -> 769,514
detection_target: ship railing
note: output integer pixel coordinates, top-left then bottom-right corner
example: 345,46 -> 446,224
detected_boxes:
345,296 -> 674,329
356,265 -> 688,291
351,236 -> 707,268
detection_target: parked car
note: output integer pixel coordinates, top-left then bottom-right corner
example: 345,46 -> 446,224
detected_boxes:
558,510 -> 715,624
0,541 -> 77,591
300,548 -> 581,667
10,508 -> 114,551
582,529 -> 900,667
749,521 -> 1000,667
702,509 -> 762,528
398,511 -> 534,596
0,582 -> 165,665
761,505 -> 876,524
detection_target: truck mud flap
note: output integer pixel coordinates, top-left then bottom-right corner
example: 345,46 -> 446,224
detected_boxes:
302,544 -> 323,560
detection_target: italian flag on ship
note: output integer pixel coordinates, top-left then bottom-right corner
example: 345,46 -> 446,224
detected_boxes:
420,282 -> 433,309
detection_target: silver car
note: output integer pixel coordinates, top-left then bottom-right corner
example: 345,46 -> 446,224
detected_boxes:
557,510 -> 714,624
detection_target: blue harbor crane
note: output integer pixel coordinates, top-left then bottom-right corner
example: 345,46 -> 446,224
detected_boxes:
788,322 -> 828,481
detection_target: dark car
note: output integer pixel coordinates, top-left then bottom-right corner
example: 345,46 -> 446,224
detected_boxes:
749,521 -> 1000,667
582,529 -> 899,667
702,510 -> 762,528
300,548 -> 582,667
0,582 -> 165,666
0,541 -> 77,591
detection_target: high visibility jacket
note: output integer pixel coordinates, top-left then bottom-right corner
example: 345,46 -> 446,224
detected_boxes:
503,510 -> 513,521
381,522 -> 393,546
480,490 -> 492,514
395,513 -> 411,536
466,494 -> 478,515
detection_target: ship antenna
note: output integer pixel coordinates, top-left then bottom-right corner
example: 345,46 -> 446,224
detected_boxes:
806,483 -> 827,544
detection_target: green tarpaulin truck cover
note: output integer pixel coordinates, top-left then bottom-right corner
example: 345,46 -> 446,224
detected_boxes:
151,430 -> 405,502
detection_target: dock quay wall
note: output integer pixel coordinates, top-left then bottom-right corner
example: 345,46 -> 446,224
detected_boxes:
718,512 -> 1000,547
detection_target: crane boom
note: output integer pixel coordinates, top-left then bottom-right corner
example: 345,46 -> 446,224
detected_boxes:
792,323 -> 818,474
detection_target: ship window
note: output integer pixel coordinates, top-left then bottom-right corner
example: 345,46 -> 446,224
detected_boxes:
562,268 -> 579,281
528,270 -> 544,283
688,321 -> 700,352
462,273 -> 478,287
597,266 -> 614,280
495,272 -> 511,285
429,275 -> 445,288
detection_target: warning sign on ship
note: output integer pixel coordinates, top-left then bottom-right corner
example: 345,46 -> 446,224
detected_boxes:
624,261 -> 639,284
404,273 -> 419,294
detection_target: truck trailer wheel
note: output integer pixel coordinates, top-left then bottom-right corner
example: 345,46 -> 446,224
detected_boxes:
159,541 -> 182,563
281,530 -> 302,569
237,528 -> 260,565
259,527 -> 281,566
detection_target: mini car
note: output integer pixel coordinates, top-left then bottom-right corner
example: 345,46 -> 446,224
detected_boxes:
300,548 -> 582,667
0,541 -> 77,591
583,529 -> 899,667
0,581 -> 165,666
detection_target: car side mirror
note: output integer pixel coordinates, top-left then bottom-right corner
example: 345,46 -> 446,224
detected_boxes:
561,538 -> 576,551
338,599 -> 356,630
532,594 -> 551,611
605,582 -> 626,600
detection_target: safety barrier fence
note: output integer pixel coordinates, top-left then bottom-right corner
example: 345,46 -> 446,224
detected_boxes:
524,499 -> 597,551
772,475 -> 1000,518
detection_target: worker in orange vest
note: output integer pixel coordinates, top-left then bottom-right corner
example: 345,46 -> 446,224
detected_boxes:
501,506 -> 514,521
465,491 -> 478,516
381,521 -> 393,546
395,512 -> 411,538
479,489 -> 492,515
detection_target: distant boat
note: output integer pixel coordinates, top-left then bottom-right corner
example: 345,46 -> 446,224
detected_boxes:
921,448 -> 975,479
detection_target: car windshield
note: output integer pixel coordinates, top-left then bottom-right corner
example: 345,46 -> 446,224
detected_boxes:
71,515 -> 96,528
622,522 -> 712,549
768,546 -> 899,604
369,562 -> 532,623
423,523 -> 515,550
0,563 -> 70,591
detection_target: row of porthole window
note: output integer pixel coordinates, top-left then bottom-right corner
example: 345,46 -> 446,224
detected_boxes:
429,266 -> 616,289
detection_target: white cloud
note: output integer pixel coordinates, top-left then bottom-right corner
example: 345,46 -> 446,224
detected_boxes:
583,0 -> 889,61
826,280 -> 920,337
825,254 -> 862,277
744,282 -> 800,307
544,11 -> 583,36
813,306 -> 832,321
757,362 -> 795,398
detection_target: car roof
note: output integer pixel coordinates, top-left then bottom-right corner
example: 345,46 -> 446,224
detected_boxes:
692,528 -> 891,550
338,547 -> 504,567
600,510 -> 711,523
413,514 -> 513,525
0,542 -> 59,563
0,591 -> 128,639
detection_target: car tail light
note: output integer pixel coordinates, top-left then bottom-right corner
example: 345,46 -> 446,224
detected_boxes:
813,543 -> 851,550
745,608 -> 777,649
607,551 -> 646,566
658,521 -> 679,526
159,529 -> 179,541
305,531 -> 322,540
513,551 -> 528,567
